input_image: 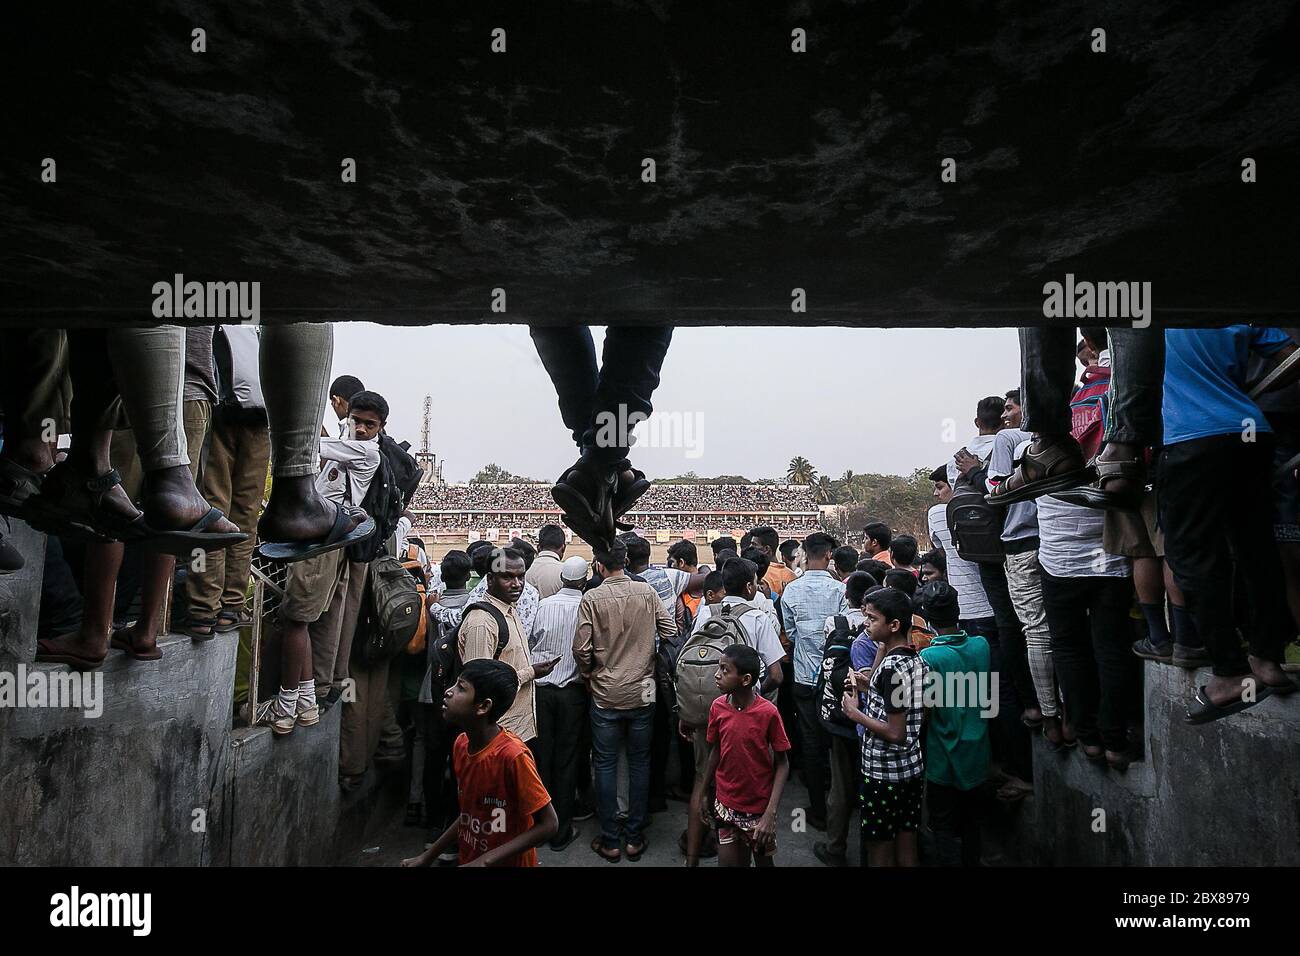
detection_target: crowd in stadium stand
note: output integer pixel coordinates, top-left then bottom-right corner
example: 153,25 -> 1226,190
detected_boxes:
410,481 -> 818,515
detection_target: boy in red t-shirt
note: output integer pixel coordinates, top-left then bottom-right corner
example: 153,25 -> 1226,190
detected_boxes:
402,659 -> 557,867
702,644 -> 792,867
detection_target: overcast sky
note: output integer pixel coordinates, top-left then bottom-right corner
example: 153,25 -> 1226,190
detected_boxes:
330,324 -> 1022,483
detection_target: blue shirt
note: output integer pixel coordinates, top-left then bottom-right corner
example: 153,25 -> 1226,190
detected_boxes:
1163,326 -> 1293,446
779,569 -> 847,685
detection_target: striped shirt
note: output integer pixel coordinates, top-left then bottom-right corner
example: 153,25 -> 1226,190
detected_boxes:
528,587 -> 584,688
926,503 -> 992,620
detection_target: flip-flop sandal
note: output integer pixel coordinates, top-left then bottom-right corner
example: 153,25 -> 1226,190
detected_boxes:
987,441 -> 1095,506
1184,683 -> 1273,725
625,837 -> 647,862
110,627 -> 162,661
611,459 -> 651,520
590,836 -> 621,863
141,506 -> 248,557
35,636 -> 108,671
257,503 -> 374,563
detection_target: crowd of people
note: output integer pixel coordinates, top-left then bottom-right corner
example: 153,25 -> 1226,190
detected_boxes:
408,482 -> 819,535
3,321 -> 1299,869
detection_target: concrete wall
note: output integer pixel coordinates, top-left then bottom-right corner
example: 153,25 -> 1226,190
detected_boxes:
0,629 -> 402,866
0,519 -> 46,663
995,660 -> 1300,866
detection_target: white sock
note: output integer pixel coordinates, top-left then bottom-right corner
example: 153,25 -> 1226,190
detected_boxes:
298,680 -> 315,706
275,686 -> 299,715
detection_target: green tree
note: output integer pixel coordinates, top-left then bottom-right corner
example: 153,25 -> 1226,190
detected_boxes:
786,456 -> 817,484
472,463 -> 514,483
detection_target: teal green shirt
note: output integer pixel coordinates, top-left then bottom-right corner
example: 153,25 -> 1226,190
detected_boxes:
919,631 -> 991,790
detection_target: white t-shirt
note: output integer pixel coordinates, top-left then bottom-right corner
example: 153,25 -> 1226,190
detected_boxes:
1035,496 -> 1130,578
927,503 -> 994,620
948,433 -> 997,487
692,599 -> 787,676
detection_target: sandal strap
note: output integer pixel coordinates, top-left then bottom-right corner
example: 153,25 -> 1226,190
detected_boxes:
84,468 -> 123,494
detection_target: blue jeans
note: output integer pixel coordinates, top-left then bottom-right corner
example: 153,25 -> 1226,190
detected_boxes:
590,702 -> 654,848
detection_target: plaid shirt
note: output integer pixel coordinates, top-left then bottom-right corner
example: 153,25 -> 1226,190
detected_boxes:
861,646 -> 928,783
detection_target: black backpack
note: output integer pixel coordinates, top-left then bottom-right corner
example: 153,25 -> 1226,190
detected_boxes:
346,433 -> 420,563
816,615 -> 862,738
427,601 -> 510,704
946,456 -> 1005,563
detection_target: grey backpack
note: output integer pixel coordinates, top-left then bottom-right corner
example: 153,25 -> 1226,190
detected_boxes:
673,602 -> 759,727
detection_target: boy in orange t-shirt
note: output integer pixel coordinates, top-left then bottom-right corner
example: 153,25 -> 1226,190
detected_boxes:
402,659 -> 557,867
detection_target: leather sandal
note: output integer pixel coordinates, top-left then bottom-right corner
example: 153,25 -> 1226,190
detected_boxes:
987,437 -> 1094,505
1051,455 -> 1145,511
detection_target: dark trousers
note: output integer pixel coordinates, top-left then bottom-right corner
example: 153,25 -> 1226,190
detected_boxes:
1159,435 -> 1288,674
531,682 -> 588,835
1018,326 -> 1163,443
1040,571 -> 1140,752
590,703 -> 654,848
418,702 -> 458,832
977,560 -> 1038,709
528,326 -> 674,463
962,614 -> 1031,783
37,534 -> 83,640
649,692 -> 670,804
926,781 -> 983,867
793,684 -> 829,822
778,663 -> 802,769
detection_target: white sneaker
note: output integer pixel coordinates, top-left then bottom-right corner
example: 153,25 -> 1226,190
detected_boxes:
244,698 -> 296,736
296,694 -> 320,727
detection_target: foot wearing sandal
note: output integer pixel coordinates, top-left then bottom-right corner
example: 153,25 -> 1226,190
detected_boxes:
186,617 -> 219,642
1248,653 -> 1297,695
24,463 -> 139,542
987,434 -> 1093,505
1053,443 -> 1148,510
591,836 -> 621,863
257,481 -> 372,562
136,465 -> 245,555
35,631 -> 110,671
110,624 -> 161,661
624,836 -> 647,861
215,608 -> 251,633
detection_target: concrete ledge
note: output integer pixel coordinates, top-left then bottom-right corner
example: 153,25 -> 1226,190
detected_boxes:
1000,660 -> 1300,865
0,629 -> 404,866
0,631 -> 235,866
0,519 -> 47,663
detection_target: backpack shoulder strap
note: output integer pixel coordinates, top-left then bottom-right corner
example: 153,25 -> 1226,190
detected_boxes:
462,601 -> 511,659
